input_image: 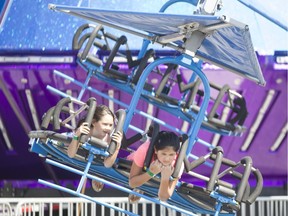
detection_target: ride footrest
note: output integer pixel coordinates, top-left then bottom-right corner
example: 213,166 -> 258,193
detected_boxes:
210,186 -> 240,213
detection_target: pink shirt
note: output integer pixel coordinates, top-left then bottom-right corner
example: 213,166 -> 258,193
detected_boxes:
127,140 -> 184,178
127,140 -> 150,167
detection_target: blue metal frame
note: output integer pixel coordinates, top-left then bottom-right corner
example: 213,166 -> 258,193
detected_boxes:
50,53 -> 212,154
41,57 -> 238,215
29,137 -> 235,216
48,3 -> 266,86
27,1 -> 266,215
160,0 -> 198,12
123,54 -> 210,155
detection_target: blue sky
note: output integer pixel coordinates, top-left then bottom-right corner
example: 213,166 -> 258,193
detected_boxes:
220,0 -> 287,54
0,0 -> 287,53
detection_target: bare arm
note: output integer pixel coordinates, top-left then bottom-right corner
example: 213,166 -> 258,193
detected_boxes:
67,122 -> 90,158
129,162 -> 152,188
158,165 -> 178,201
129,160 -> 162,188
67,139 -> 80,158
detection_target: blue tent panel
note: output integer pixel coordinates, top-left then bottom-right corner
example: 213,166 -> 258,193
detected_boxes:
48,4 -> 266,86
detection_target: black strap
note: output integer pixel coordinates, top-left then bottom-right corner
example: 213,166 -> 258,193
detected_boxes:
143,122 -> 160,170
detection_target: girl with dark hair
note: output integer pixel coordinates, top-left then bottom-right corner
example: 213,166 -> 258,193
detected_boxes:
127,131 -> 183,202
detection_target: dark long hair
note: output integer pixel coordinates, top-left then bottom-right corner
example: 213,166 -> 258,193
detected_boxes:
154,131 -> 180,152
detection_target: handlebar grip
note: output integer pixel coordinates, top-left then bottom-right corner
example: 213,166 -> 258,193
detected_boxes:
77,33 -> 91,50
41,106 -> 56,129
41,106 -> 70,129
72,23 -> 91,50
108,109 -> 126,155
81,25 -> 103,61
104,35 -> 127,71
131,49 -> 155,84
53,97 -> 72,130
247,168 -> 263,204
79,98 -> 97,144
207,147 -> 224,192
235,156 -> 253,202
172,137 -> 188,178
144,122 -> 160,168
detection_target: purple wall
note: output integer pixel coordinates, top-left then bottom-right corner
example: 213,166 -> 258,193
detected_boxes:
0,52 -> 286,188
